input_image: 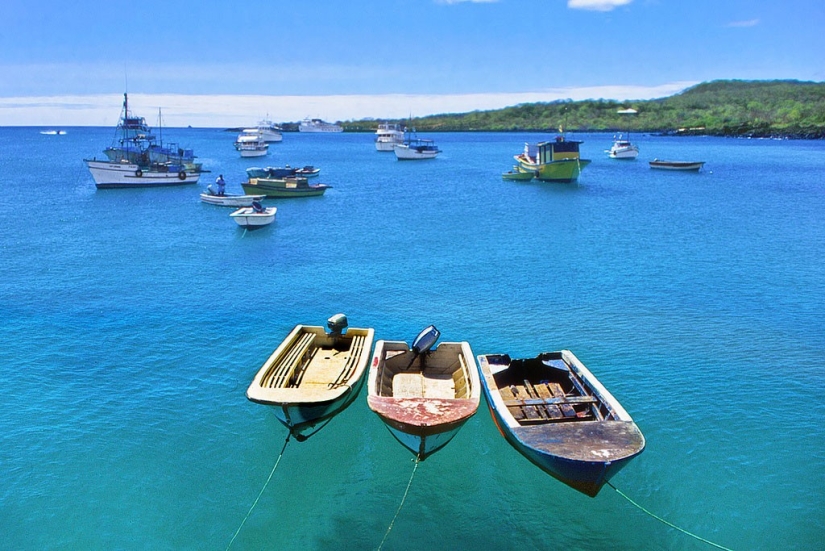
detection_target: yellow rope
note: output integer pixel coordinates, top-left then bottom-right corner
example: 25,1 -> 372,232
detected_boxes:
607,482 -> 734,550
226,433 -> 291,551
377,457 -> 420,551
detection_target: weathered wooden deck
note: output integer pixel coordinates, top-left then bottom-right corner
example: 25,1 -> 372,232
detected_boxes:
501,380 -> 597,423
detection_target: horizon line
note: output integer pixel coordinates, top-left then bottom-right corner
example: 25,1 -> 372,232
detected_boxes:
0,83 -> 698,127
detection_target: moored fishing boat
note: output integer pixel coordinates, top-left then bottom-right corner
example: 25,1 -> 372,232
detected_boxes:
84,94 -> 201,188
368,326 -> 480,460
515,132 -> 591,182
242,176 -> 330,198
476,350 -> 645,497
649,159 -> 705,171
246,315 -> 375,440
393,130 -> 441,160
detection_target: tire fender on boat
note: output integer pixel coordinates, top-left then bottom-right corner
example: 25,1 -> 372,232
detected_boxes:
135,169 -> 143,177
178,171 -> 186,180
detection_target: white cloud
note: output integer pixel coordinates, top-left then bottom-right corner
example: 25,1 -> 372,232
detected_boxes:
726,19 -> 759,28
0,82 -> 696,127
568,0 -> 632,11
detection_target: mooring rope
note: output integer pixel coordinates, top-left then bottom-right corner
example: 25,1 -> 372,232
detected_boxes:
607,482 -> 734,550
377,457 -> 420,551
226,433 -> 291,551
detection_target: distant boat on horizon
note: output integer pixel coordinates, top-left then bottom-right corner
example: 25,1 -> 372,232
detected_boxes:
299,118 -> 343,133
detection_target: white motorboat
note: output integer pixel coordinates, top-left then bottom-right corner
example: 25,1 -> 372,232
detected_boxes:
234,129 -> 269,158
200,192 -> 266,207
230,201 -> 277,229
607,134 -> 639,159
374,122 -> 405,152
299,118 -> 343,132
257,119 -> 283,143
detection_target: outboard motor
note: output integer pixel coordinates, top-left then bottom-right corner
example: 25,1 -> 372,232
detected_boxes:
326,313 -> 348,337
412,325 -> 440,355
252,200 -> 264,213
407,325 -> 440,368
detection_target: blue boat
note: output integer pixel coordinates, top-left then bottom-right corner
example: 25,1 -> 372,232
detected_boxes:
476,350 -> 645,497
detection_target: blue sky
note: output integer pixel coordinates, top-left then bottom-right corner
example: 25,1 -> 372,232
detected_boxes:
1,0 -> 822,126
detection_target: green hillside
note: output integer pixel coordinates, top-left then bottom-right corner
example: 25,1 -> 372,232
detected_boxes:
341,80 -> 825,138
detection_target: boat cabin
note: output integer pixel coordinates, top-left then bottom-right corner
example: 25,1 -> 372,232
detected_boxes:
530,136 -> 583,164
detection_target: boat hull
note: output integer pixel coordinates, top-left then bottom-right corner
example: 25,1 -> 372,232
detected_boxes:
368,340 -> 480,460
239,149 -> 268,158
200,193 -> 265,207
649,160 -> 705,171
477,351 -> 645,497
242,177 -> 330,198
369,395 -> 478,459
85,159 -> 199,188
229,207 -> 276,229
502,168 -> 534,181
486,402 -> 643,496
516,156 -> 590,182
376,140 -> 402,152
394,144 -> 439,160
247,324 -> 375,440
608,147 -> 639,160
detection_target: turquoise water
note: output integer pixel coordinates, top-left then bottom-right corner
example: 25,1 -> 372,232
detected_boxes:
1,128 -> 823,550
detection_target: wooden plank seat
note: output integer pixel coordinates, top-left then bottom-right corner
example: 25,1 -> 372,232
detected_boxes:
502,396 -> 598,407
264,332 -> 316,388
501,379 -> 598,423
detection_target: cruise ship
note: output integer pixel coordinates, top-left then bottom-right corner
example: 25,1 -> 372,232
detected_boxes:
299,118 -> 343,133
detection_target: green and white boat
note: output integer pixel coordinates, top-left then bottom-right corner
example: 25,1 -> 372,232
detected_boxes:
242,176 -> 330,198
514,134 -> 591,182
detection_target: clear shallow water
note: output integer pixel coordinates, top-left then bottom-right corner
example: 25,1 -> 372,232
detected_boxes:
1,128 -> 823,550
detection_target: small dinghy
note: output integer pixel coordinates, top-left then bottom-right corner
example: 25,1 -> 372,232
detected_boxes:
200,192 -> 265,207
477,350 -> 645,496
368,326 -> 480,460
229,200 -> 276,229
246,314 -> 375,440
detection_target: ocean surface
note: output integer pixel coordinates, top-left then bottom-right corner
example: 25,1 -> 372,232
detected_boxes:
1,127 -> 823,550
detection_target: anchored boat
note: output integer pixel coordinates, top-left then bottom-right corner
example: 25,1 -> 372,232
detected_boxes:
241,176 -> 330,198
649,159 -> 705,171
368,326 -> 480,460
477,350 -> 645,496
515,133 -> 591,182
246,315 -> 375,440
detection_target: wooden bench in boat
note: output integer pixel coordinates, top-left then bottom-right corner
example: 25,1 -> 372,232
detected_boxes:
263,332 -> 317,388
501,381 -> 596,422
